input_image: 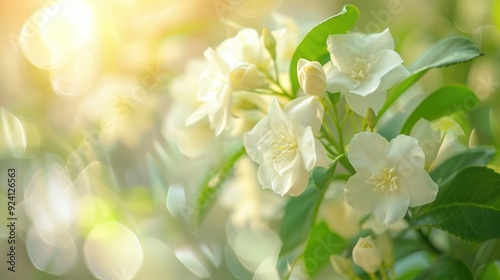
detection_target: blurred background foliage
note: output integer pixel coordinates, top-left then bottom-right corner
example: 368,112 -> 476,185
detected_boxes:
0,0 -> 499,279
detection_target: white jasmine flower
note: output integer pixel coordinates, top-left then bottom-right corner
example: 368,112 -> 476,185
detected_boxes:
244,97 -> 329,196
325,29 -> 409,116
165,59 -> 224,159
297,59 -> 327,98
352,236 -> 383,274
217,28 -> 271,70
185,48 -> 233,136
345,132 -> 438,225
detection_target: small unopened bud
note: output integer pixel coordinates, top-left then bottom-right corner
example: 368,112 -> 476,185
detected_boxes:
330,255 -> 351,276
262,28 -> 276,60
366,107 -> 376,131
297,59 -> 327,98
229,64 -> 266,91
352,236 -> 383,274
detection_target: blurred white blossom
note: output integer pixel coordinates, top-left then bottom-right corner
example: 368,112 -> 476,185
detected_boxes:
345,132 -> 438,225
219,156 -> 285,229
244,97 -> 329,196
325,29 -> 409,116
165,59 -> 224,159
185,48 -> 234,136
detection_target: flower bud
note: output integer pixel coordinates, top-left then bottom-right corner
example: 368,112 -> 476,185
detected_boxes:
352,236 -> 383,273
229,64 -> 266,91
297,59 -> 327,98
261,28 -> 276,60
366,107 -> 376,131
330,255 -> 351,276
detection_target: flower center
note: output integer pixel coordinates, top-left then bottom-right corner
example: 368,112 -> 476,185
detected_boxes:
366,167 -> 398,193
349,55 -> 380,80
271,130 -> 298,162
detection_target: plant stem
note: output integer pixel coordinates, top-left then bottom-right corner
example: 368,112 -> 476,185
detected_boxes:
404,215 -> 442,255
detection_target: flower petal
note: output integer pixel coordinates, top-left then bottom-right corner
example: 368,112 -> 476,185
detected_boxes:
345,90 -> 386,116
257,165 -> 275,190
266,98 -> 289,132
366,28 -> 394,54
204,47 -> 230,74
348,132 -> 388,173
377,64 -> 409,92
210,87 -> 232,136
401,169 -> 438,207
327,33 -> 365,71
244,118 -> 271,165
344,173 -> 383,212
350,74 -> 381,96
325,63 -> 360,93
284,164 -> 310,196
185,103 -> 210,126
273,152 -> 300,176
385,135 -> 425,173
297,126 -> 329,171
369,50 -> 403,78
284,96 -> 324,133
373,189 -> 410,225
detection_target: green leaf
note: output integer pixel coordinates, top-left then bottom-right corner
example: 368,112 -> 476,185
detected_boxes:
415,257 -> 473,280
303,222 -> 346,275
400,85 -> 479,135
409,37 -> 482,73
472,239 -> 500,272
377,37 -> 482,121
312,164 -> 338,191
289,5 -> 359,95
191,147 -> 245,228
476,262 -> 500,280
430,147 -> 496,185
279,183 -> 320,256
412,166 -> 500,242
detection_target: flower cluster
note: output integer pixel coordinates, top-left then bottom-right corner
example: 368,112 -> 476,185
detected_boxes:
177,8 -> 485,278
186,26 -> 437,220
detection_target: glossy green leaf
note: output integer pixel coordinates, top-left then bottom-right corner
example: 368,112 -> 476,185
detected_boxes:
409,37 -> 482,73
377,37 -> 482,121
430,146 -> 496,185
192,147 -> 245,228
289,5 -> 359,95
312,162 -> 338,191
476,262 -> 500,280
400,85 -> 479,135
472,239 -> 500,272
415,257 -> 473,280
412,167 -> 500,242
279,183 -> 319,256
303,222 -> 345,275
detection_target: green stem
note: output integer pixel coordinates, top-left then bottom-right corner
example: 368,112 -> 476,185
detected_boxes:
404,215 -> 442,255
380,264 -> 390,280
390,267 -> 397,280
368,272 -> 378,280
416,228 -> 442,255
283,159 -> 342,280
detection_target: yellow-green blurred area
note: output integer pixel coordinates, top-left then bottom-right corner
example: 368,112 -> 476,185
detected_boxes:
0,0 -> 499,279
